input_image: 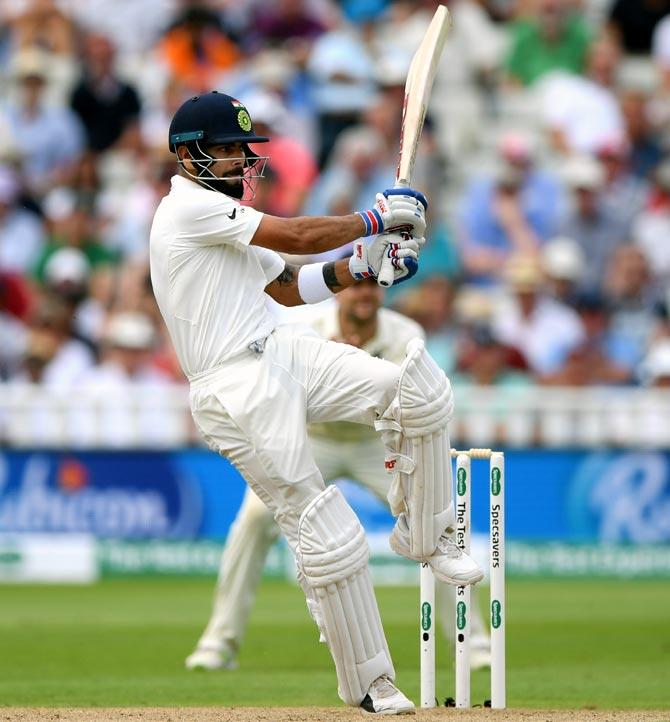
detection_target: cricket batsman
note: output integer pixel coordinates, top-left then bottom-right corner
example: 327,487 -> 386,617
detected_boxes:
150,91 -> 482,714
185,281 -> 492,674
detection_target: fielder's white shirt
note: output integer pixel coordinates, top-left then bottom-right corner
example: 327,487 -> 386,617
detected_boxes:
150,175 -> 284,380
308,305 -> 425,441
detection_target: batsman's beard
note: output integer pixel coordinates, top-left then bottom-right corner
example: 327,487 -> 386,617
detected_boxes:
211,175 -> 244,198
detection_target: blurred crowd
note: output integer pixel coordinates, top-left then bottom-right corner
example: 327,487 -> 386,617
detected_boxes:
3,0 -> 670,447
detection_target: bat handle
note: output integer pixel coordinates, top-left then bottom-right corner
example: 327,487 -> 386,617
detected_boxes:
378,257 -> 395,287
377,180 -> 409,288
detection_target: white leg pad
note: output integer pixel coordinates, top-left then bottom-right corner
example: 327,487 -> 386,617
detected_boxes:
298,485 -> 394,706
376,338 -> 455,559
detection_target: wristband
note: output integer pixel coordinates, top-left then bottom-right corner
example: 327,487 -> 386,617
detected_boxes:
297,262 -> 335,304
355,209 -> 383,236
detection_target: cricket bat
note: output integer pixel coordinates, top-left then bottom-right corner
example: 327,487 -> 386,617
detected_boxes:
377,4 -> 451,288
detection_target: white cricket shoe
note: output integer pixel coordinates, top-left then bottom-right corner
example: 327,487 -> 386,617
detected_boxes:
360,675 -> 415,715
390,520 -> 483,586
185,643 -> 238,671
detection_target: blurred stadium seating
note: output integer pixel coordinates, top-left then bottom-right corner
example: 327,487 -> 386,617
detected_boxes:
3,0 -> 670,425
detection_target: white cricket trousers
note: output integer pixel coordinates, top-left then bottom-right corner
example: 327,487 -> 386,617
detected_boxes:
189,325 -> 400,550
189,326 -> 404,694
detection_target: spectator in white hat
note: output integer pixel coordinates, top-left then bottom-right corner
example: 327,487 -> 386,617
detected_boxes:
40,245 -> 105,346
541,235 -> 586,303
492,253 -> 585,376
43,246 -> 90,290
100,312 -> 158,368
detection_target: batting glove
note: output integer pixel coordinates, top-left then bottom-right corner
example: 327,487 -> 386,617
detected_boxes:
380,231 -> 422,285
357,188 -> 428,239
349,233 -> 421,280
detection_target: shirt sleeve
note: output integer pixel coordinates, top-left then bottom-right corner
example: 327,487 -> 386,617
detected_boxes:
174,192 -> 264,251
252,245 -> 285,283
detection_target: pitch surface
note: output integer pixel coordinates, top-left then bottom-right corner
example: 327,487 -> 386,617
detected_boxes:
0,579 -> 668,711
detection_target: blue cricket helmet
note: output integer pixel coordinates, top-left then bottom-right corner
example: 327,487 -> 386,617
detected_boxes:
168,91 -> 269,152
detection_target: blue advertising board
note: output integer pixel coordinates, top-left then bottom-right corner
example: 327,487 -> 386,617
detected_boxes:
2,448 -> 670,545
0,450 -> 242,539
322,449 -> 670,545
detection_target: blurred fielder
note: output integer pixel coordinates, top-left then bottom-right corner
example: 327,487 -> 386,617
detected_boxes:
150,91 -> 482,714
185,282 -> 492,674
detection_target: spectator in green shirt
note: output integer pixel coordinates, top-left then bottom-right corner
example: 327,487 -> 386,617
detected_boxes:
505,0 -> 592,87
33,188 -> 118,285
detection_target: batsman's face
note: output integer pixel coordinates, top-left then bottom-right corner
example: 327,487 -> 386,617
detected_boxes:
339,278 -> 383,323
207,142 -> 247,195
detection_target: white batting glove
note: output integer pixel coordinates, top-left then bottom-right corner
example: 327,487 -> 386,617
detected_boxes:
376,231 -> 423,287
349,234 -> 420,280
357,188 -> 427,239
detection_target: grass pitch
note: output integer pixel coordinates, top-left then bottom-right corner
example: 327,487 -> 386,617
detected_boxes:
0,578 -> 668,709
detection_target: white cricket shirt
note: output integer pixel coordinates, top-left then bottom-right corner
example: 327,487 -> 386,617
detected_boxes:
150,175 -> 284,380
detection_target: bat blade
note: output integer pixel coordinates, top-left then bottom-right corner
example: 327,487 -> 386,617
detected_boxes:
396,4 -> 451,187
378,5 -> 451,288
